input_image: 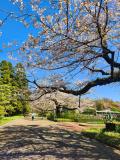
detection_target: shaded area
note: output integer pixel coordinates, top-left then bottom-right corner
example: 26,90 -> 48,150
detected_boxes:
0,124 -> 120,160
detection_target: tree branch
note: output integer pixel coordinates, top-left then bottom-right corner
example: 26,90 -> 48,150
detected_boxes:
103,53 -> 120,69
85,66 -> 110,76
28,74 -> 120,96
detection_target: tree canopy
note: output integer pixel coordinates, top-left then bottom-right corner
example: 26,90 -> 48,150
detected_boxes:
0,60 -> 30,116
0,0 -> 120,97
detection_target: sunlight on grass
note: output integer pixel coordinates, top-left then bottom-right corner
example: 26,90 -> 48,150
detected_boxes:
82,127 -> 120,149
0,115 -> 23,126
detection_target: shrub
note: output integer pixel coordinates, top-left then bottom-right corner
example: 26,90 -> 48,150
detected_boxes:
47,112 -> 55,121
75,114 -> 103,123
38,111 -> 47,117
95,100 -> 104,111
58,112 -> 103,124
47,109 -> 104,124
116,125 -> 120,133
115,115 -> 120,122
82,107 -> 96,115
57,110 -> 77,121
105,123 -> 116,131
105,122 -> 120,133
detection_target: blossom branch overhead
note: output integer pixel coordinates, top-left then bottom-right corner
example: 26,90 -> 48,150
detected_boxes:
1,0 -> 120,96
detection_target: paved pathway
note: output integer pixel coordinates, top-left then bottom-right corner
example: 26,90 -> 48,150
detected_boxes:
0,119 -> 120,160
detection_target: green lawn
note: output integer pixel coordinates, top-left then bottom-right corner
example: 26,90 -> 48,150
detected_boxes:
55,117 -> 104,124
0,115 -> 23,126
82,128 -> 120,149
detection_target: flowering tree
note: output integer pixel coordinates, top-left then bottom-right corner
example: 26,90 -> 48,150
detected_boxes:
30,90 -> 80,117
1,0 -> 120,96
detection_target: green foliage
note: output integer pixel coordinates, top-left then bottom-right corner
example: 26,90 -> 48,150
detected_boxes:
116,125 -> 120,133
0,115 -> 23,126
105,122 -> 120,133
0,60 -> 30,116
0,106 -> 5,116
15,63 -> 28,89
115,115 -> 120,122
78,115 -> 103,123
82,107 -> 96,115
82,128 -> 120,149
95,98 -> 120,112
60,111 -> 103,123
55,118 -> 73,122
38,111 -> 47,117
105,123 -> 116,131
47,112 -> 55,121
59,110 -> 76,119
48,110 -> 103,124
95,100 -> 104,111
110,105 -> 120,112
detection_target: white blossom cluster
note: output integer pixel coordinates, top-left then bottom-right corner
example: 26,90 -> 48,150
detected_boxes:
1,0 -> 119,88
10,0 -> 24,10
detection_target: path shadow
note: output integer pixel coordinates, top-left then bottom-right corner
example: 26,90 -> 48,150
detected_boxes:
0,125 -> 120,160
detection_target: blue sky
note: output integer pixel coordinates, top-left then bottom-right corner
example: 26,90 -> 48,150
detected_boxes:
0,0 -> 120,101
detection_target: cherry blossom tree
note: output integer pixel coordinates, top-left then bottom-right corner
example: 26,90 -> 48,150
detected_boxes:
1,0 -> 120,96
30,90 -> 81,117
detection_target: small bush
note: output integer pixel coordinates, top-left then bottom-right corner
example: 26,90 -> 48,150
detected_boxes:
57,112 -> 103,124
38,112 -> 47,117
47,112 -> 55,121
105,123 -> 120,133
47,110 -> 104,124
105,123 -> 116,131
60,110 -> 76,119
116,125 -> 120,133
82,107 -> 96,115
95,100 -> 104,111
115,115 -> 120,122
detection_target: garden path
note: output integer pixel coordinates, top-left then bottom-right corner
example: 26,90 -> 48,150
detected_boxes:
0,119 -> 120,160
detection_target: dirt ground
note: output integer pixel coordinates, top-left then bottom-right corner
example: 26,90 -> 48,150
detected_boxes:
0,119 -> 120,160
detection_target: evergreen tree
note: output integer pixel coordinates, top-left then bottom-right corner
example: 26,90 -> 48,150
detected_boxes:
0,61 -> 15,116
0,61 -> 30,116
15,63 -> 30,115
15,63 -> 28,89
0,60 -> 14,84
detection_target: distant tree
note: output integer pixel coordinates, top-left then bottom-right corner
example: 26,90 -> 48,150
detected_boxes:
30,91 -> 80,117
95,100 -> 104,111
95,98 -> 120,112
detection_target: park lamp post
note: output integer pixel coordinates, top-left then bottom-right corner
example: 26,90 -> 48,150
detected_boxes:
78,95 -> 81,108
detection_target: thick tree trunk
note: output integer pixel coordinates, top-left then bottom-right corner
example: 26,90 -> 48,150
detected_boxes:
56,106 -> 61,118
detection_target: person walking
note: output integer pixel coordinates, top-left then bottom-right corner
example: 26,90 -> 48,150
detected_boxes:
32,113 -> 35,121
